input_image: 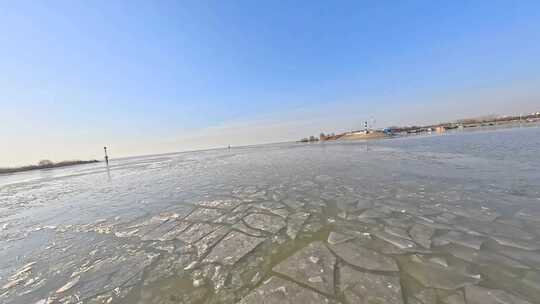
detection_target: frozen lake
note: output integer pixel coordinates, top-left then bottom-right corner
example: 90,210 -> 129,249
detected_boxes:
1,126 -> 540,304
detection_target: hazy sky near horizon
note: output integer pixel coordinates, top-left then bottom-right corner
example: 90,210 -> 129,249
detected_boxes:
1,1 -> 540,166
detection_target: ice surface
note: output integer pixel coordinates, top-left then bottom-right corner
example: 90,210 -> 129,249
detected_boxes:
273,241 -> 336,294
1,127 -> 540,303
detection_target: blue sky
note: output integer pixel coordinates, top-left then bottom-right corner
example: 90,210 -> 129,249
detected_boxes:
1,1 -> 539,165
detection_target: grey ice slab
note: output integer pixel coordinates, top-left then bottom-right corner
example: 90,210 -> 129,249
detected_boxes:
78,251 -> 154,299
356,198 -> 374,210
336,196 -> 361,211
243,213 -> 286,233
373,230 -> 417,250
115,215 -> 167,237
384,226 -> 413,240
441,291 -> 466,304
515,208 -> 540,223
301,221 -> 324,234
327,232 -> 354,245
465,285 -> 532,304
196,199 -> 242,210
231,203 -> 252,214
409,223 -> 435,248
194,226 -> 230,257
479,266 -> 540,302
339,264 -> 404,304
446,205 -> 500,222
329,240 -> 398,272
494,245 -> 540,269
467,221 -> 535,241
521,271 -> 540,299
490,236 -> 540,251
48,250 -> 155,302
432,231 -> 484,250
282,198 -> 305,209
270,208 -> 290,218
239,276 -> 336,304
184,208 -> 225,222
383,217 -> 414,229
408,288 -> 437,304
232,221 -> 266,237
357,208 -> 390,219
251,201 -> 288,212
401,255 -> 480,290
273,241 -> 336,295
143,253 -> 194,285
140,219 -> 179,241
216,211 -> 247,225
286,212 -> 310,240
203,231 -> 264,265
445,244 -> 529,269
157,221 -> 192,241
177,223 -> 221,243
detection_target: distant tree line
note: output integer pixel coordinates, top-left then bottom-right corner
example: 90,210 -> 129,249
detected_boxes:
298,135 -> 319,143
0,159 -> 99,174
387,112 -> 540,134
298,112 -> 540,141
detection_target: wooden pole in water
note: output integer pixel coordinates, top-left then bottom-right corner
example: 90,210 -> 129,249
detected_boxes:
104,147 -> 109,165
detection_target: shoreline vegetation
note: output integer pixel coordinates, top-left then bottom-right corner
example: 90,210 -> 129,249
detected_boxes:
299,111 -> 540,142
0,159 -> 100,175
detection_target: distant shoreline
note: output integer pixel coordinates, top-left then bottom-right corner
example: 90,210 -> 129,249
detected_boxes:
300,112 -> 540,143
0,160 -> 100,175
